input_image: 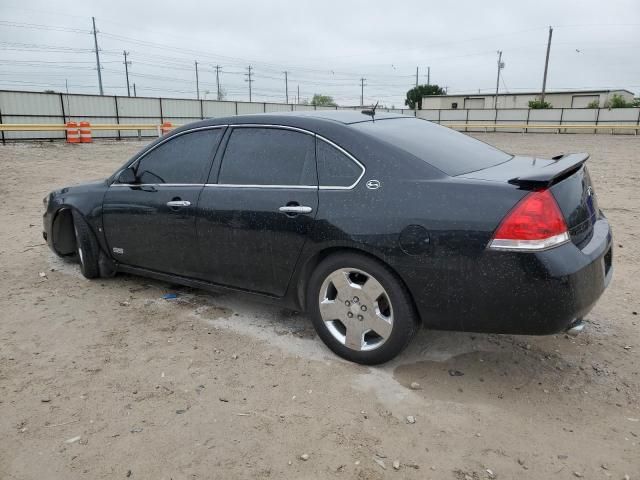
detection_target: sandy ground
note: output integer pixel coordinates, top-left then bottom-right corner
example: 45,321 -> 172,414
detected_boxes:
0,133 -> 638,480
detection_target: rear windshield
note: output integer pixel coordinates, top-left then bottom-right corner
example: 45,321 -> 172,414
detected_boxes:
352,117 -> 512,176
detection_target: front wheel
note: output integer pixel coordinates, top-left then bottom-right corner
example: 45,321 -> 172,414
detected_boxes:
72,210 -> 100,279
307,253 -> 418,365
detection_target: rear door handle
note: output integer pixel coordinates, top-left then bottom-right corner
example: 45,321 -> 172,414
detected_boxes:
167,200 -> 191,207
279,205 -> 313,214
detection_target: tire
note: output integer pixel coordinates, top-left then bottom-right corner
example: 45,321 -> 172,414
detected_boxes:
307,252 -> 418,365
71,210 -> 100,279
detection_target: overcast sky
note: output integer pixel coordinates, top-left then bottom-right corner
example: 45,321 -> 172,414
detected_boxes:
1,0 -> 638,106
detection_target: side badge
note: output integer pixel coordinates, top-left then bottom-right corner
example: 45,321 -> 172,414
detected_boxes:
366,179 -> 381,190
112,247 -> 124,255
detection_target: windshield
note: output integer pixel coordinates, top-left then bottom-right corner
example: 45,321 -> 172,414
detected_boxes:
352,117 -> 512,176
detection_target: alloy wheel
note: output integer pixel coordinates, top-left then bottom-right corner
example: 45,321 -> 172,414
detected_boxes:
318,267 -> 393,351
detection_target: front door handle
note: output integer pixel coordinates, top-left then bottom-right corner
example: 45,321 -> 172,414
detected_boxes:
167,200 -> 191,207
279,205 -> 313,214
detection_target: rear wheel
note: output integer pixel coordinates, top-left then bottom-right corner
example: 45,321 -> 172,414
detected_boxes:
72,210 -> 100,279
307,252 -> 418,364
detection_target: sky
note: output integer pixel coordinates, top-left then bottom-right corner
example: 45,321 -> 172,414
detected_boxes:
0,0 -> 638,106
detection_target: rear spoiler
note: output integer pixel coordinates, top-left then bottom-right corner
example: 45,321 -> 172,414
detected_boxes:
508,153 -> 589,189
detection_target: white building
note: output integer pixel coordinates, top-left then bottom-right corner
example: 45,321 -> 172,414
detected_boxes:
423,89 -> 635,109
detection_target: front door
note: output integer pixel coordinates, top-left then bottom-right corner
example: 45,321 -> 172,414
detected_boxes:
196,126 -> 318,296
103,127 -> 223,276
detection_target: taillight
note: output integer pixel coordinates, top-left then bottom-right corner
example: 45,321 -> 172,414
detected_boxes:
488,189 -> 569,251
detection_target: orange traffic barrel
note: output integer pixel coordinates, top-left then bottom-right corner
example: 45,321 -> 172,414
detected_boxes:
79,121 -> 92,143
161,121 -> 173,136
66,122 -> 80,144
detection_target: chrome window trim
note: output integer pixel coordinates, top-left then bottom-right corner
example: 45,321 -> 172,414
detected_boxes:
204,184 -> 317,190
111,125 -> 228,186
111,123 -> 367,191
224,124 -> 366,190
111,183 -> 205,187
315,136 -> 366,190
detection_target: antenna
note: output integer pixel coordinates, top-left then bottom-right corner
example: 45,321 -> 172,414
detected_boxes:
361,101 -> 379,121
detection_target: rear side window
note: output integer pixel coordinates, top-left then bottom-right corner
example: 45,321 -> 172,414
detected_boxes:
317,139 -> 363,187
135,129 -> 222,184
218,128 -> 316,186
353,118 -> 512,176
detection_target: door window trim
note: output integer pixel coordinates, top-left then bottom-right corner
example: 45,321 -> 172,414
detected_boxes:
111,125 -> 227,187
209,124 -> 365,190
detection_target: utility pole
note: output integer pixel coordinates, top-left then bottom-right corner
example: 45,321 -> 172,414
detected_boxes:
494,50 -> 503,108
284,71 -> 289,104
133,83 -> 137,97
297,85 -> 300,104
123,50 -> 131,97
91,17 -> 103,95
360,77 -> 366,106
214,64 -> 221,100
427,66 -> 430,85
245,65 -> 253,102
540,26 -> 553,104
194,61 -> 200,100
415,66 -> 419,87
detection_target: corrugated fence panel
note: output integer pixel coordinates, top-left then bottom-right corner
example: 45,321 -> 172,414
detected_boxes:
0,91 -> 62,116
528,109 -> 563,132
439,110 -> 467,123
315,106 -> 339,111
236,102 -> 264,115
265,103 -> 294,113
496,109 -> 528,133
161,98 -> 201,118
416,110 -> 438,121
65,94 -> 116,118
597,108 -> 640,134
562,109 -> 598,134
116,97 -> 161,117
467,109 -> 498,131
203,101 -> 237,117
292,104 -> 315,111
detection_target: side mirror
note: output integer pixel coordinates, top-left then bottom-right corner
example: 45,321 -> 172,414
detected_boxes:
118,167 -> 137,184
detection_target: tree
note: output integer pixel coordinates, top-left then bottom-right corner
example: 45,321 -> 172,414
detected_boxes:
586,100 -> 600,109
43,89 -> 57,94
528,99 -> 553,109
404,84 -> 445,110
606,93 -> 633,108
310,94 -> 336,106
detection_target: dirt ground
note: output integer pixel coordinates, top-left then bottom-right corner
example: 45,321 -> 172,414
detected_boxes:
0,133 -> 638,480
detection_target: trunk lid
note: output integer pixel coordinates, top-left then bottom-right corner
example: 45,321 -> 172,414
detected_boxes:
460,153 -> 599,247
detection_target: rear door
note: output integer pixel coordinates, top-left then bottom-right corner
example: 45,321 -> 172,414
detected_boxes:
103,127 -> 224,276
195,126 -> 318,296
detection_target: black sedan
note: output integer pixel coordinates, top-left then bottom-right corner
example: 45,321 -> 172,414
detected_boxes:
43,111 -> 613,364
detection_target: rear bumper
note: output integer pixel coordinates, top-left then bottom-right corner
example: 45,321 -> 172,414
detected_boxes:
408,217 -> 613,335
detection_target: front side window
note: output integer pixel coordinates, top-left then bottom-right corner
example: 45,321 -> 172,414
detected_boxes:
134,129 -> 222,184
316,140 -> 363,187
218,128 -> 316,186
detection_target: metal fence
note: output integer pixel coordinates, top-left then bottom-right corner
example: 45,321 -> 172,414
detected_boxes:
0,89 -> 414,141
416,107 -> 640,134
1,89 -> 639,141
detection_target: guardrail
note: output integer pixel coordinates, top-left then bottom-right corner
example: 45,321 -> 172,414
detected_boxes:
441,123 -> 640,134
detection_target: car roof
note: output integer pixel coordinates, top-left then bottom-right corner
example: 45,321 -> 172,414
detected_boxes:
180,110 -> 408,131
